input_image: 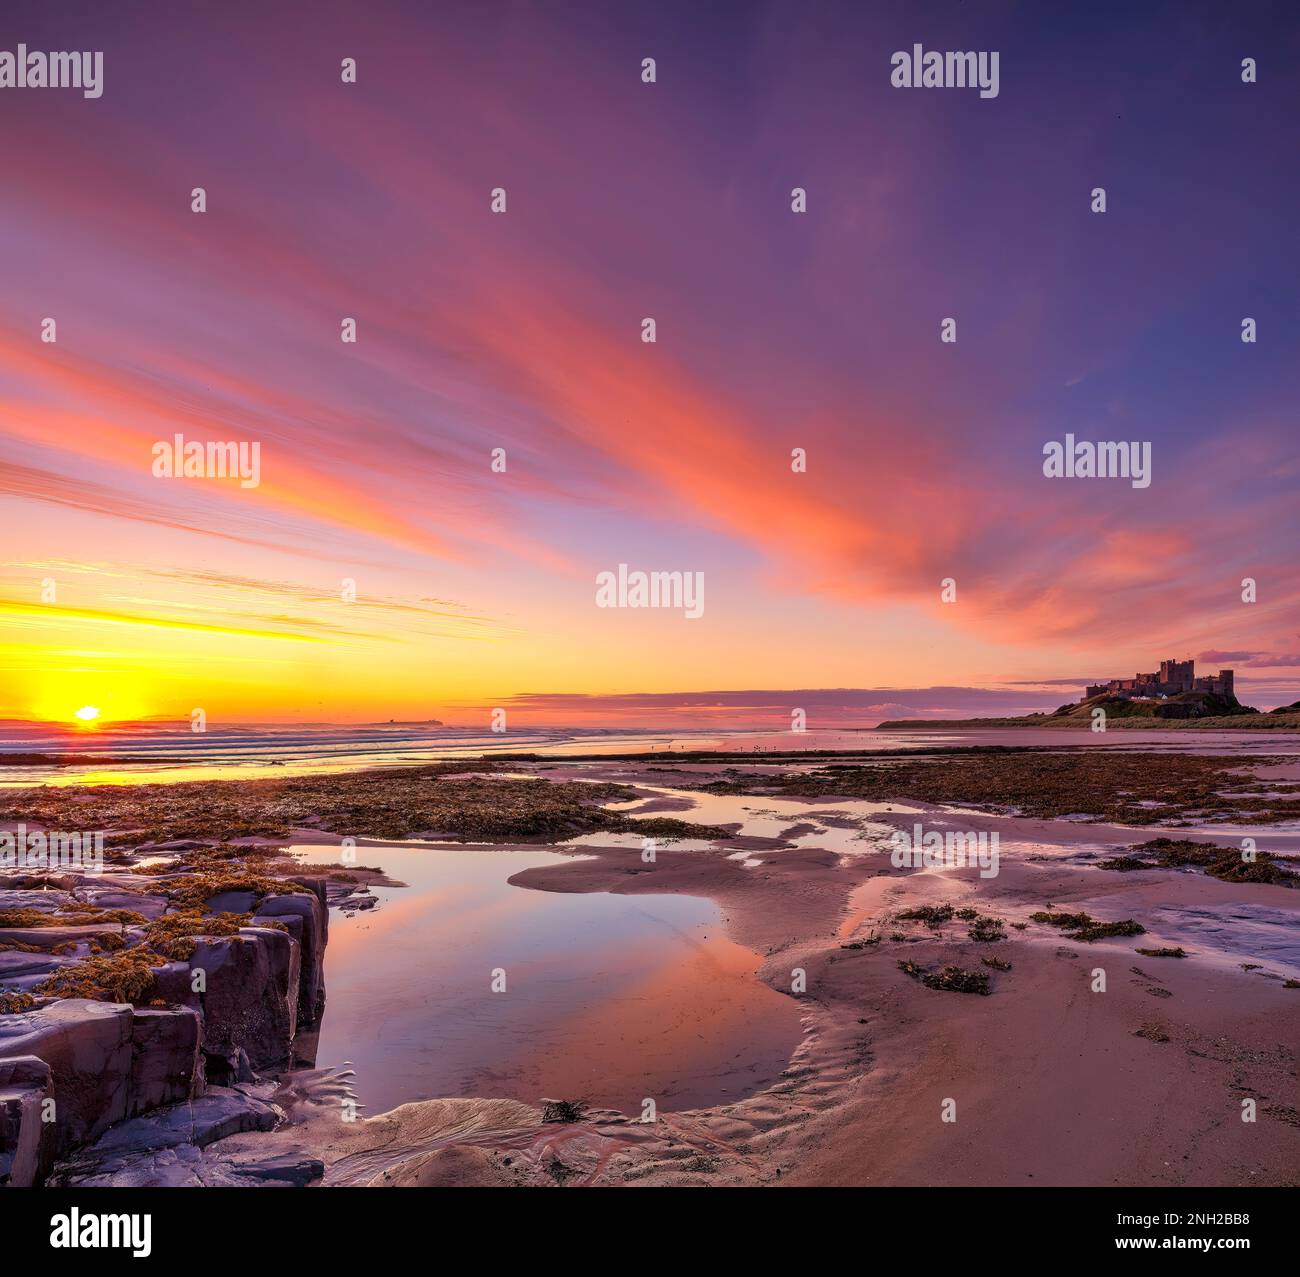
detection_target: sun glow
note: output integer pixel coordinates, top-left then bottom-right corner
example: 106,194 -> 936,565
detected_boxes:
14,660 -> 155,725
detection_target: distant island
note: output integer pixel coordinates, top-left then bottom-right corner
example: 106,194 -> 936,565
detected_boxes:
880,657 -> 1300,730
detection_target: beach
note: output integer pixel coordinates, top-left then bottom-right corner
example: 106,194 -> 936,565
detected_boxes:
3,731 -> 1298,1187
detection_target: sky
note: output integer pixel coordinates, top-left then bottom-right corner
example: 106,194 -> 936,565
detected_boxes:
1,0 -> 1298,727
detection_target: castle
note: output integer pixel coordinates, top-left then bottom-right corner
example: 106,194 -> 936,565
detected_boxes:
1084,659 -> 1234,702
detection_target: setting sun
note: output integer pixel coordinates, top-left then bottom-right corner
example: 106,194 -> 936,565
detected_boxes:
74,706 -> 101,723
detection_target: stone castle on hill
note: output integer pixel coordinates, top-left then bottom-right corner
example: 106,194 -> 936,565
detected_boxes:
1084,659 -> 1234,703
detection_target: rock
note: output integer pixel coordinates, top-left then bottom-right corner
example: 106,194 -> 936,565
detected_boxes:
0,875 -> 78,892
0,949 -> 63,981
50,1086 -> 287,1185
202,1045 -> 254,1087
81,886 -> 170,919
256,889 -> 327,1024
286,877 -> 330,946
0,999 -> 133,1152
0,888 -> 78,912
54,1141 -> 210,1188
127,1007 -> 202,1115
0,923 -> 137,952
291,1024 -> 320,1069
83,1085 -> 282,1156
0,1055 -> 56,1186
148,960 -> 201,1008
204,890 -> 260,914
53,1140 -> 320,1188
190,928 -> 300,1070
0,1000 -> 205,1162
230,1147 -> 324,1186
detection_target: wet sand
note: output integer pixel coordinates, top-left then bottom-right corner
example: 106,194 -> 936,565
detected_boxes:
14,734 -> 1299,1187
212,753 -> 1300,1188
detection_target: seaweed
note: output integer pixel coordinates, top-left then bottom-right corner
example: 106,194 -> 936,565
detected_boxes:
0,906 -> 145,928
541,1099 -> 587,1123
1134,1023 -> 1170,1043
967,915 -> 1006,942
1120,838 -> 1298,886
34,949 -> 165,1004
1030,910 -> 1145,942
143,910 -> 253,960
0,765 -> 668,846
688,750 -> 1300,826
898,959 -> 991,995
922,965 -> 991,995
895,903 -> 955,928
164,869 -> 311,911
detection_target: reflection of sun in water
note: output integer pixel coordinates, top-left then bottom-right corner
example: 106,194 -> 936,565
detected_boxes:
74,706 -> 100,723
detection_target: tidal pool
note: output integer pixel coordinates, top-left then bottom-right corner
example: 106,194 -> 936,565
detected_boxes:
291,843 -> 802,1117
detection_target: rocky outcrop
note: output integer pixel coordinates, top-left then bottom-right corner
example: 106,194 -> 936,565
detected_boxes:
257,882 -> 328,1023
127,1007 -> 203,1115
1,858 -> 344,1185
192,926 -> 300,1072
0,1055 -> 56,1187
0,1000 -> 134,1152
80,1084 -> 281,1156
0,1000 -> 202,1164
49,1084 -> 317,1187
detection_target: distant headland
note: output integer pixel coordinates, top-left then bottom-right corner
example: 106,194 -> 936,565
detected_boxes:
880,657 -> 1300,730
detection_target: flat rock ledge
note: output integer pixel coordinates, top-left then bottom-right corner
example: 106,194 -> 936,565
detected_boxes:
47,1085 -> 325,1187
0,870 -> 333,1186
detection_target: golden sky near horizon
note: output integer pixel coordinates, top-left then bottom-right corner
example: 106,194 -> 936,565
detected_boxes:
2,4 -> 1297,726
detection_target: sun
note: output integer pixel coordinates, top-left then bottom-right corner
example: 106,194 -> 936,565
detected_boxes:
74,705 -> 101,723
